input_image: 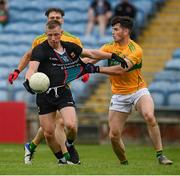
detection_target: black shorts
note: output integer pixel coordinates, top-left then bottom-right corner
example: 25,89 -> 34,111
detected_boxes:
36,86 -> 75,115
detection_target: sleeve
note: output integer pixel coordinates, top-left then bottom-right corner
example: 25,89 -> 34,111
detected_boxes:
30,46 -> 45,62
32,38 -> 40,49
74,37 -> 83,48
61,32 -> 83,47
70,42 -> 83,57
68,37 -> 83,48
99,44 -> 111,53
127,47 -> 143,65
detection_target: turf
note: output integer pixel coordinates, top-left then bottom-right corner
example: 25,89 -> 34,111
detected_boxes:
0,144 -> 179,175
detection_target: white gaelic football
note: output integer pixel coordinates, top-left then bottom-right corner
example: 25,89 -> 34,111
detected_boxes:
29,72 -> 50,93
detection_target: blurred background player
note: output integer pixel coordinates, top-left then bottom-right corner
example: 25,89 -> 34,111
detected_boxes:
114,0 -> 137,19
0,0 -> 9,27
113,0 -> 137,40
84,16 -> 173,165
8,7 -> 89,165
85,0 -> 112,37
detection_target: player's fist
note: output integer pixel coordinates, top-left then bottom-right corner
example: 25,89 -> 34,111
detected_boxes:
85,63 -> 100,73
81,73 -> 90,83
8,69 -> 20,84
23,79 -> 35,94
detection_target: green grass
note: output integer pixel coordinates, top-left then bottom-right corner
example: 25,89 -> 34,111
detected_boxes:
0,144 -> 179,175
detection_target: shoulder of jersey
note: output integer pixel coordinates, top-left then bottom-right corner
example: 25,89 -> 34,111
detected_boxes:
129,40 -> 142,52
103,40 -> 115,46
34,33 -> 47,42
62,31 -> 79,39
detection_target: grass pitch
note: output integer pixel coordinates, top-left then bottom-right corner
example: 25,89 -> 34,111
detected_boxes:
0,144 -> 179,175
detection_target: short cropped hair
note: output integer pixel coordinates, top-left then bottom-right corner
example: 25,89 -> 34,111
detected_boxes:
45,7 -> 65,17
46,20 -> 62,30
111,16 -> 134,32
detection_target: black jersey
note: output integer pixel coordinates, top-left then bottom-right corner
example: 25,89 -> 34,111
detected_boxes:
31,40 -> 86,87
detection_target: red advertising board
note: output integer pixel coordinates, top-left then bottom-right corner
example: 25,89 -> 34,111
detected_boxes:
0,102 -> 26,143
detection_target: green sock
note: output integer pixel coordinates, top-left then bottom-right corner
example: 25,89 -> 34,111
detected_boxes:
63,152 -> 70,161
121,160 -> 128,165
156,150 -> 163,158
29,142 -> 37,152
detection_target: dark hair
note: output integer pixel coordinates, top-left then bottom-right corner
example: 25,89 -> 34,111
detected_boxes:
46,20 -> 62,29
0,0 -> 6,5
45,8 -> 65,17
111,16 -> 134,31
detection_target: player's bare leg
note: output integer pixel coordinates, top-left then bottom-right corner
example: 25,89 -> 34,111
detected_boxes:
24,110 -> 78,164
39,111 -> 72,165
60,107 -> 80,164
136,95 -> 173,165
109,111 -> 129,165
55,112 -> 67,153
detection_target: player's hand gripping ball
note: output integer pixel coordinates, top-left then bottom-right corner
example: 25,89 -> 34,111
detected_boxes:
29,72 -> 50,93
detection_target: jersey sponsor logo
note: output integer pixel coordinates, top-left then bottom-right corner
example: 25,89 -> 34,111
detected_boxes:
51,55 -> 82,71
61,55 -> 69,62
52,59 -> 81,70
49,56 -> 71,63
49,57 -> 58,61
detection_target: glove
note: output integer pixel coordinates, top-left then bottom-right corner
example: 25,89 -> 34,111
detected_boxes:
23,79 -> 35,94
8,69 -> 20,84
111,53 -> 128,69
85,63 -> 100,73
81,73 -> 90,83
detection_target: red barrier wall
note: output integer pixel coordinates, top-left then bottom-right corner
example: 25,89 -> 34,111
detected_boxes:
0,102 -> 26,143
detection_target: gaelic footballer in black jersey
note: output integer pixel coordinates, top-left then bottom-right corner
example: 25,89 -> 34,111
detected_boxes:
30,40 -> 86,114
31,40 -> 86,87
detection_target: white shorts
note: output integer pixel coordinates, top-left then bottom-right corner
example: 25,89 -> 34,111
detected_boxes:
109,88 -> 150,113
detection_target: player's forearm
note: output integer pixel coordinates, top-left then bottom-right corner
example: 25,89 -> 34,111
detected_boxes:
83,49 -> 112,60
25,68 -> 35,80
25,61 -> 39,80
91,50 -> 112,60
99,66 -> 125,75
81,57 -> 98,64
17,49 -> 32,72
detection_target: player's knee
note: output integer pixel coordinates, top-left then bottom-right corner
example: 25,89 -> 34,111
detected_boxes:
59,118 -> 64,127
66,122 -> 77,133
44,130 -> 54,140
144,112 -> 157,126
109,129 -> 120,142
57,118 -> 64,129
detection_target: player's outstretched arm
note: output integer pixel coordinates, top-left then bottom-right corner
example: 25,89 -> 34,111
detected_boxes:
82,49 -> 112,60
85,58 -> 133,75
8,49 -> 32,84
81,49 -> 128,69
